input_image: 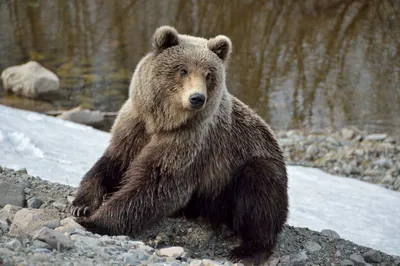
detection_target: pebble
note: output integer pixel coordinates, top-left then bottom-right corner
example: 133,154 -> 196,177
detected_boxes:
5,239 -> 22,251
33,227 -> 74,250
33,239 -> 52,249
157,246 -> 185,258
27,196 -> 43,208
365,134 -> 387,141
340,259 -> 355,266
305,241 -> 321,252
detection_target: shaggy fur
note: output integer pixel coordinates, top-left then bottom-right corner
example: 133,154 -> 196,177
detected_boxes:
70,25 -> 289,264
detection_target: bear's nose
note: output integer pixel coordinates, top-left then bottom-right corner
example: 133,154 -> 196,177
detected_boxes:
189,93 -> 206,109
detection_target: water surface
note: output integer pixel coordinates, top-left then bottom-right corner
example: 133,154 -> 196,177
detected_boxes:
0,0 -> 399,137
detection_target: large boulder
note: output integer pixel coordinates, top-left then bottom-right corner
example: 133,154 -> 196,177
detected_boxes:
1,61 -> 60,99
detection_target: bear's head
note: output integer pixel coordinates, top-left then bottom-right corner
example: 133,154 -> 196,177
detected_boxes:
130,25 -> 232,133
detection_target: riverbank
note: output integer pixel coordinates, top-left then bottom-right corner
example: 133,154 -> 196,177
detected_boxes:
276,126 -> 400,192
0,167 -> 399,266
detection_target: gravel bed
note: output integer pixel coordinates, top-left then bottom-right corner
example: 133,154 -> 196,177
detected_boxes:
0,167 -> 399,266
276,127 -> 400,191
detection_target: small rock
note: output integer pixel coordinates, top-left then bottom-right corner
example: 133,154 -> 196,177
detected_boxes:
362,249 -> 383,263
341,128 -> 355,140
381,175 -> 395,185
350,253 -> 366,266
8,208 -> 61,237
123,252 -> 140,265
321,229 -> 340,239
33,240 -> 52,250
364,133 -> 387,141
340,260 -> 355,266
33,227 -> 74,250
305,241 -> 321,252
52,202 -> 67,212
291,251 -> 309,266
70,234 -> 103,248
67,196 -> 75,204
0,219 -> 9,231
29,253 -> 49,263
393,177 -> 400,191
189,260 -> 203,266
373,158 -> 392,168
27,197 -> 43,209
362,176 -> 372,182
202,259 -> 224,266
305,144 -> 319,159
6,239 -> 22,251
59,217 -> 85,231
2,204 -> 22,214
157,246 -> 185,258
0,181 -> 26,208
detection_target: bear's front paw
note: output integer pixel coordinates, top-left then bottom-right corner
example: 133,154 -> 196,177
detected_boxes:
69,189 -> 104,217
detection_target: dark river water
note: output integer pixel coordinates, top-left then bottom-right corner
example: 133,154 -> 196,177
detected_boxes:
0,0 -> 399,136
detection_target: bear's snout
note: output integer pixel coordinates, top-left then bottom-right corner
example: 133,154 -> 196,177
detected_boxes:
189,93 -> 206,109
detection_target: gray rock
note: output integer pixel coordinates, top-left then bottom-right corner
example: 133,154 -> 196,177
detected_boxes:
2,204 -> 22,214
6,239 -> 22,251
373,158 -> 392,168
305,241 -> 321,252
362,249 -> 383,263
340,260 -> 355,266
0,181 -> 26,207
364,133 -> 387,141
393,177 -> 400,190
27,197 -> 43,209
33,227 -> 74,250
1,61 -> 60,99
381,175 -> 396,185
123,252 -> 140,265
70,234 -> 103,249
321,229 -> 340,239
8,208 -> 61,237
33,240 -> 52,250
291,251 -> 309,266
349,253 -> 366,265
305,144 -> 319,159
52,202 -> 67,212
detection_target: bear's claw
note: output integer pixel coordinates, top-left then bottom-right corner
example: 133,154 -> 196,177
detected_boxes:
69,205 -> 91,217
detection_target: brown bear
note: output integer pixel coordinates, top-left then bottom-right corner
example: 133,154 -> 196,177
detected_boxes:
69,25 -> 289,263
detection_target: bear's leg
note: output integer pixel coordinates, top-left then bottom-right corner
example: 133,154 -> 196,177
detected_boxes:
70,151 -> 125,217
229,157 -> 288,264
75,158 -> 195,237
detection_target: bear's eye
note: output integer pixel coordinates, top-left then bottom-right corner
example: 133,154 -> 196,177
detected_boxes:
180,69 -> 188,77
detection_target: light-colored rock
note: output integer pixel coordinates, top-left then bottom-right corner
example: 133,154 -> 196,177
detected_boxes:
156,246 -> 185,258
59,217 -> 85,231
1,61 -> 60,98
52,202 -> 67,212
8,208 -> 60,237
2,204 -> 23,214
70,234 -> 103,249
57,106 -> 104,126
340,259 -> 355,266
321,229 -> 340,239
201,259 -> 224,266
341,128 -> 355,140
364,133 -> 387,141
0,182 -> 26,208
6,239 -> 22,251
67,196 -> 75,204
33,227 -> 74,250
305,241 -> 321,252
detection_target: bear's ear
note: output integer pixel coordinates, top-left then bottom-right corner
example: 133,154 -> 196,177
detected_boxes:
207,35 -> 232,62
152,26 -> 180,52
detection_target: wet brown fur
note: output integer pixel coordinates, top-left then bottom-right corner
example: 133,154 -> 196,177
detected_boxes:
70,26 -> 289,264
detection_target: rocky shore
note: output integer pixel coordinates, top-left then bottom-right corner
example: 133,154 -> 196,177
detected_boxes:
0,167 -> 399,266
276,126 -> 400,191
